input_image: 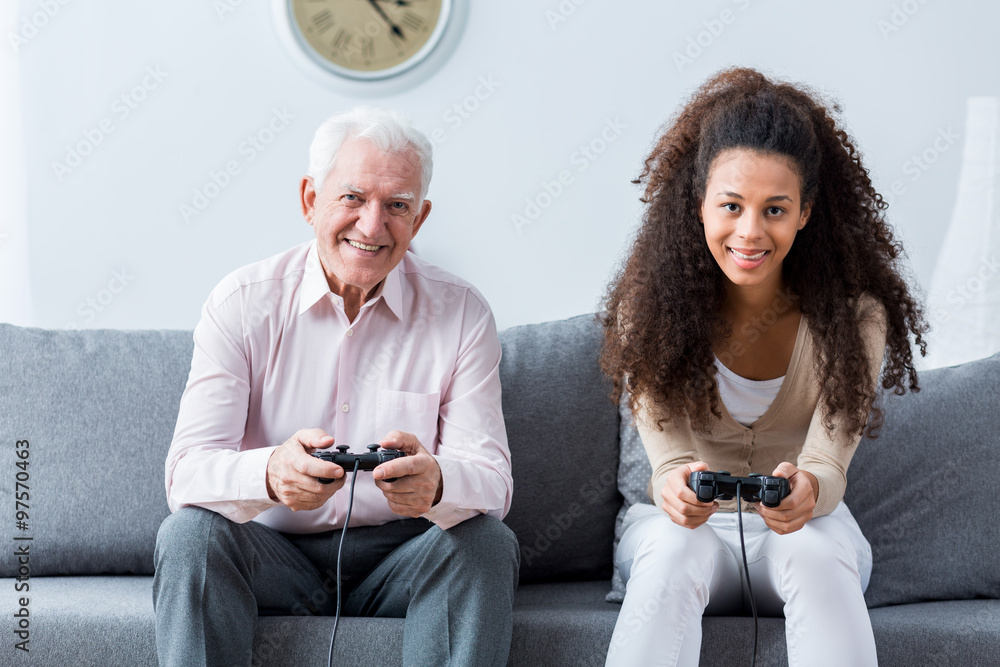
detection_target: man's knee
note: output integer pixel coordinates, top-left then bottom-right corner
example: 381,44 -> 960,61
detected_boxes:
455,515 -> 518,557
155,506 -> 231,568
434,515 -> 520,582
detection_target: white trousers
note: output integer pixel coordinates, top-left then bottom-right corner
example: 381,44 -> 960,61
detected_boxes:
606,502 -> 877,666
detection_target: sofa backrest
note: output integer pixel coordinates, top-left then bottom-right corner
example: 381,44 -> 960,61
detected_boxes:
6,318 -> 999,607
0,317 -> 623,584
846,351 -> 1000,608
0,325 -> 188,576
498,314 -> 622,583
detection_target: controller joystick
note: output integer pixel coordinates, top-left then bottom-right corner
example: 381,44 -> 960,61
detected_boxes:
688,471 -> 790,508
312,445 -> 407,483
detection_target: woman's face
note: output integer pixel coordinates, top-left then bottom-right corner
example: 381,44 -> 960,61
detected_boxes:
700,148 -> 811,297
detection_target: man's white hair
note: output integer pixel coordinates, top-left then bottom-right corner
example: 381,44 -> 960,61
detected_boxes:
308,106 -> 433,201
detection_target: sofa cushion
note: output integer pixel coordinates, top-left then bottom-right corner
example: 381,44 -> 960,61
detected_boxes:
499,314 -> 622,583
13,576 -> 999,666
846,352 -> 1000,608
606,393 -> 654,602
0,325 -> 189,576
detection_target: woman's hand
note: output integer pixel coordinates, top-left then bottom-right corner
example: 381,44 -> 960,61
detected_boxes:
661,461 -> 718,529
756,462 -> 817,534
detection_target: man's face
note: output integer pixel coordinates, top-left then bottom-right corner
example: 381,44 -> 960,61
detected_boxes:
300,138 -> 431,298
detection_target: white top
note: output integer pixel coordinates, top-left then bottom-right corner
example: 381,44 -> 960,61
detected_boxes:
713,357 -> 785,427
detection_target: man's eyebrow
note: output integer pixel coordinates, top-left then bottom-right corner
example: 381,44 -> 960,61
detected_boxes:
339,183 -> 414,200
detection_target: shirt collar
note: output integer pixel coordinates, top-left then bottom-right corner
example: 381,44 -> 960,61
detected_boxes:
298,242 -> 331,316
297,241 -> 405,320
379,259 -> 403,320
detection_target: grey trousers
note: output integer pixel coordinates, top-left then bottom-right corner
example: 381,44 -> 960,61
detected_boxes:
153,506 -> 519,667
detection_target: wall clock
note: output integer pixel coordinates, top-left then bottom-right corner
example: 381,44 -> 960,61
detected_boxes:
274,0 -> 467,94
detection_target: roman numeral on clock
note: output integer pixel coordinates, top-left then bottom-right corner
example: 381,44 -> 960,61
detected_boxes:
312,10 -> 333,33
400,11 -> 424,32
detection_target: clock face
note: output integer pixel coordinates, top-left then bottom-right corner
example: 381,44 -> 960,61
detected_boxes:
289,0 -> 448,80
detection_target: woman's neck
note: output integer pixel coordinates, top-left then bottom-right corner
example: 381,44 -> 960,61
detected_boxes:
722,275 -> 794,321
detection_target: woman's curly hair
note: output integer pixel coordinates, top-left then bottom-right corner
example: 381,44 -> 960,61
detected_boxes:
600,67 -> 927,437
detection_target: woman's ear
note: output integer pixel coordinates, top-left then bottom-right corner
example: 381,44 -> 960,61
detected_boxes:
798,201 -> 812,230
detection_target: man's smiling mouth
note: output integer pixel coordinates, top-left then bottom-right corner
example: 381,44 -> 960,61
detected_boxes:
347,239 -> 382,252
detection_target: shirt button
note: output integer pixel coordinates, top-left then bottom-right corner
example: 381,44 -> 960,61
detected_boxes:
341,403 -> 350,413
346,329 -> 353,337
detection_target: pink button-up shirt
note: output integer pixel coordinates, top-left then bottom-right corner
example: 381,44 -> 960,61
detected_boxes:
165,241 -> 512,532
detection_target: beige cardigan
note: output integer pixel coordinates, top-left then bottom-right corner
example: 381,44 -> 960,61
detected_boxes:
636,296 -> 887,517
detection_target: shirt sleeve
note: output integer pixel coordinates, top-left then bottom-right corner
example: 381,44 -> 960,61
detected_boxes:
164,287 -> 280,523
634,395 -> 699,508
421,297 -> 513,530
797,297 -> 888,517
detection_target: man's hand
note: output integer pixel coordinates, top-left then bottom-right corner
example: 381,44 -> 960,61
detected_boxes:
756,462 -> 817,535
372,430 -> 443,517
266,429 -> 345,511
662,461 -> 718,529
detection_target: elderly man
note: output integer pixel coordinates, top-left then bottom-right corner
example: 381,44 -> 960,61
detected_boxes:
153,107 -> 518,667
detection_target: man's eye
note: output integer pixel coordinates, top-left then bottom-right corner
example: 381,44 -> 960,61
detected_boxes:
343,194 -> 362,205
390,202 -> 408,211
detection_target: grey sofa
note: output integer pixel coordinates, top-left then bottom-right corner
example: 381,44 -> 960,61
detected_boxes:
1,314 -> 998,666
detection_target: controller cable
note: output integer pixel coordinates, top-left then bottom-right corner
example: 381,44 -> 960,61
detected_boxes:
735,480 -> 758,667
327,459 -> 361,667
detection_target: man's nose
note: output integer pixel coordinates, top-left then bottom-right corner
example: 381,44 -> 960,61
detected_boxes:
355,201 -> 388,236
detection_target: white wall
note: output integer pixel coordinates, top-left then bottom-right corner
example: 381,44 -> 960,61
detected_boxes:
6,0 -> 999,332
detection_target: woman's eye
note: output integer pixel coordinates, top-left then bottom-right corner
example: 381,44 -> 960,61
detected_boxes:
767,206 -> 784,216
723,203 -> 740,213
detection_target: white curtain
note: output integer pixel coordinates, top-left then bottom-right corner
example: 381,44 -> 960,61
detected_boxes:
922,96 -> 1000,369
0,1 -> 33,326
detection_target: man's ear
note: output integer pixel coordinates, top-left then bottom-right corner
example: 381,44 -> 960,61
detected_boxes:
300,176 -> 316,224
410,199 -> 432,239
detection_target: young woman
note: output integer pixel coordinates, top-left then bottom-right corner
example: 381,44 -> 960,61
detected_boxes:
600,68 -> 927,666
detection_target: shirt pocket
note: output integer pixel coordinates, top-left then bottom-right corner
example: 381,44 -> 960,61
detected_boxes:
376,390 -> 441,450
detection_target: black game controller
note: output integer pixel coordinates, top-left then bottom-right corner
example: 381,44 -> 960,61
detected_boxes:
312,445 -> 407,483
688,471 -> 790,508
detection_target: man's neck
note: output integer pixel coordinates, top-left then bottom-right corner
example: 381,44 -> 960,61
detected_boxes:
332,281 -> 381,323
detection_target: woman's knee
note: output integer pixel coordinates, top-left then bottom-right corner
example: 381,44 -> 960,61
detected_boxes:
620,513 -> 720,586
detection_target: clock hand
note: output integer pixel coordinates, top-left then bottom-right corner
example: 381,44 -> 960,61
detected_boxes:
366,0 -> 405,40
